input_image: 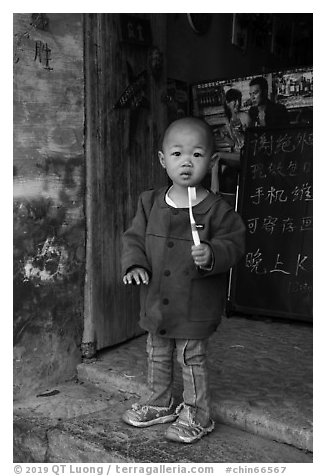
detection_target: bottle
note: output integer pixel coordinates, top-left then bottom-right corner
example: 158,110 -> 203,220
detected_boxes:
290,79 -> 295,95
276,79 -> 281,96
281,78 -> 286,95
295,80 -> 300,95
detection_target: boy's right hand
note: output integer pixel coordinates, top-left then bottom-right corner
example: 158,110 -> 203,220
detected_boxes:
123,267 -> 149,285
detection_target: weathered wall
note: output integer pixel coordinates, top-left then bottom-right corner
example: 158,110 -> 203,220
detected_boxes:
13,13 -> 85,399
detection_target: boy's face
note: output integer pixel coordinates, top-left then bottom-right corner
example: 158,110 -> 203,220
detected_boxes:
158,122 -> 215,188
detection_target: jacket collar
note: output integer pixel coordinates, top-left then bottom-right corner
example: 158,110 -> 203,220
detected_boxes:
156,186 -> 223,214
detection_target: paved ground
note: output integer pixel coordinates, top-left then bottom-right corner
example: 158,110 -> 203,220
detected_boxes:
78,315 -> 313,452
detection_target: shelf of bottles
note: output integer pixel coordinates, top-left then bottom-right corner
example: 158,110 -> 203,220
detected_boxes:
191,81 -> 226,117
272,67 -> 313,109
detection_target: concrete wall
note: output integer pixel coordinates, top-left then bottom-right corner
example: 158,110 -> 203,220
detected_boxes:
13,13 -> 85,399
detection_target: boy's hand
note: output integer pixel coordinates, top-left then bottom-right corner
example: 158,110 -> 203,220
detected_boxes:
123,267 -> 149,285
191,243 -> 213,268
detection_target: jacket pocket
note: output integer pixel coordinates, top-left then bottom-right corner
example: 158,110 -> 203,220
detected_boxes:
188,274 -> 226,322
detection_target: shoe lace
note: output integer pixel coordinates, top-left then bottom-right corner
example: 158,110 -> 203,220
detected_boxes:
132,398 -> 174,414
131,402 -> 149,413
175,402 -> 214,432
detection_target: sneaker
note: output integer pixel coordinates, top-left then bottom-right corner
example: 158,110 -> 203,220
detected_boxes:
165,403 -> 215,444
122,398 -> 177,428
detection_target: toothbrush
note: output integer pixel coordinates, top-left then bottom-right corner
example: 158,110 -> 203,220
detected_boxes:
188,187 -> 201,246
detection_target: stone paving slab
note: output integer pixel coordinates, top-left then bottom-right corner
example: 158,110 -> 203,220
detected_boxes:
14,381 -> 312,463
78,316 -> 313,452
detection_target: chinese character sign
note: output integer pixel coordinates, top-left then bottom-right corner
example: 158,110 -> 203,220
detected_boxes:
231,126 -> 312,320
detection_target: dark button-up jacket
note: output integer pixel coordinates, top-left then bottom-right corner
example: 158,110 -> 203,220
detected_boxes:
121,187 -> 246,339
248,100 -> 289,128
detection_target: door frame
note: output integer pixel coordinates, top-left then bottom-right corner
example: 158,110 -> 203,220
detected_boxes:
81,13 -> 100,359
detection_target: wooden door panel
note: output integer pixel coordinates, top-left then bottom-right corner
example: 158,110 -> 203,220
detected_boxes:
84,14 -> 167,350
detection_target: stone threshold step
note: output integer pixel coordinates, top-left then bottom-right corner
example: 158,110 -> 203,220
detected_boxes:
14,381 -> 312,464
77,352 -> 312,453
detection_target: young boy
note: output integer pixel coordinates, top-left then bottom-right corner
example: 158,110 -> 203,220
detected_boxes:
121,117 -> 245,443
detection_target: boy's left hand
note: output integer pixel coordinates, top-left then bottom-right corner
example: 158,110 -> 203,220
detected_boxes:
191,243 -> 212,268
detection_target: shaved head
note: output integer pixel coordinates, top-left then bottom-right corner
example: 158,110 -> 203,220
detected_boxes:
161,117 -> 215,154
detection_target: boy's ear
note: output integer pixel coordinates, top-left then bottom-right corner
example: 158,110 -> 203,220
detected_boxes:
158,151 -> 166,168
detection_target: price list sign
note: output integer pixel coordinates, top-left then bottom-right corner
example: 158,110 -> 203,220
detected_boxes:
230,126 -> 313,321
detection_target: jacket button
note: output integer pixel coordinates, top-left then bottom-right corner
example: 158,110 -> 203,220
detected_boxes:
162,298 -> 169,305
159,329 -> 166,335
167,241 -> 174,248
164,270 -> 171,276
